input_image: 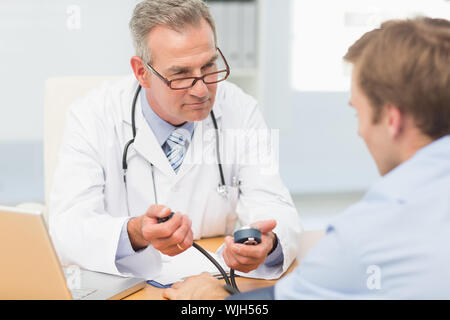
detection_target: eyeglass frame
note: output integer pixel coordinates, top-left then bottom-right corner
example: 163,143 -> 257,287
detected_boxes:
144,47 -> 230,90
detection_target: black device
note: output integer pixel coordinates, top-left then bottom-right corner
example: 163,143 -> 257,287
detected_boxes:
157,213 -> 264,294
157,212 -> 234,290
233,227 -> 262,245
229,226 -> 262,293
157,212 -> 174,224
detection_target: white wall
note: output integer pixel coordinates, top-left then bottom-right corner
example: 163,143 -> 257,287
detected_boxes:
0,0 -> 140,203
259,0 -> 450,194
0,0 -> 140,142
1,0 -> 448,207
259,0 -> 380,194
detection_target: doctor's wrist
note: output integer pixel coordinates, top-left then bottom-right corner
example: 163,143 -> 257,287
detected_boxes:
267,232 -> 278,256
127,217 -> 150,252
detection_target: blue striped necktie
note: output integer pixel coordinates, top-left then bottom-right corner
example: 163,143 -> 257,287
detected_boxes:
166,128 -> 191,173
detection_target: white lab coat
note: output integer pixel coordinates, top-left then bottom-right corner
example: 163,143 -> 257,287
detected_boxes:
49,75 -> 303,280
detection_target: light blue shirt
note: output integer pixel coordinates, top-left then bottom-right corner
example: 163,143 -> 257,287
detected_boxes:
275,135 -> 450,299
115,90 -> 283,268
140,89 -> 195,153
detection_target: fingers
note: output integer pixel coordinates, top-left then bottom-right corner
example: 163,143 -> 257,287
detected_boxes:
163,273 -> 226,300
223,228 -> 275,273
162,279 -> 190,300
182,226 -> 194,250
171,215 -> 193,249
144,211 -> 193,256
169,281 -> 183,290
162,287 -> 177,300
153,217 -> 193,256
145,204 -> 172,220
223,236 -> 260,272
250,219 -> 277,234
142,211 -> 181,239
222,237 -> 240,268
225,234 -> 270,259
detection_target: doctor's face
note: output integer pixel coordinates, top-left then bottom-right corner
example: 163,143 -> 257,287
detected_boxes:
140,19 -> 218,126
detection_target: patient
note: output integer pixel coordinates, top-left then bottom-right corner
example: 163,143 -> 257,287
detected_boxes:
162,16 -> 450,300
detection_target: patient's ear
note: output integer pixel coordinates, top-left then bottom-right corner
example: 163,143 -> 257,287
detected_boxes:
386,104 -> 404,139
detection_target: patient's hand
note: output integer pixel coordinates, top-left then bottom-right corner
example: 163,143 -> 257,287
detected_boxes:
162,273 -> 230,300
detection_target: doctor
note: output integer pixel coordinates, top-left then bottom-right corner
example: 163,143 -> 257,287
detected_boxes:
49,0 -> 302,279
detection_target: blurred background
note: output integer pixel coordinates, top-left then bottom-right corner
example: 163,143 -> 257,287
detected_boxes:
1,0 -> 449,230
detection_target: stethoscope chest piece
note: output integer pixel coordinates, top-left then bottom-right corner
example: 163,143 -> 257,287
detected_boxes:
217,184 -> 229,199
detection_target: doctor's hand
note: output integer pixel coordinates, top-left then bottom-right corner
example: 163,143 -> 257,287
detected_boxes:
222,220 -> 277,273
127,205 -> 193,256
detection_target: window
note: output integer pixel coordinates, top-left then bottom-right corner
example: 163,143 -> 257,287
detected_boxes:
290,0 -> 450,91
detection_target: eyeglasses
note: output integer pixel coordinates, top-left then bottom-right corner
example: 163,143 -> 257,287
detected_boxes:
145,47 -> 230,90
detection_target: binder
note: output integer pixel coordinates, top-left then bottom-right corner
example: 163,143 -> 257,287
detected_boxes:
225,1 -> 243,69
209,2 -> 227,57
242,1 -> 257,69
208,1 -> 257,70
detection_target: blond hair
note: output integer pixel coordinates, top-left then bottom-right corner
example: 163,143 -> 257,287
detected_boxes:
344,17 -> 450,139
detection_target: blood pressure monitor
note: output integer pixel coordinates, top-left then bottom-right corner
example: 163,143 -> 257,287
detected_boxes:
233,226 -> 262,245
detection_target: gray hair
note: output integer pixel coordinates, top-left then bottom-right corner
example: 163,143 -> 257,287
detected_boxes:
129,0 -> 217,64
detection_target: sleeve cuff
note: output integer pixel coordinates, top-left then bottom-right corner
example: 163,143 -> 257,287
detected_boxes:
264,236 -> 284,267
225,285 -> 275,300
115,218 -> 137,261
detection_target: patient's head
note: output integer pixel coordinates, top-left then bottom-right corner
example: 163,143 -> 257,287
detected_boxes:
344,17 -> 450,175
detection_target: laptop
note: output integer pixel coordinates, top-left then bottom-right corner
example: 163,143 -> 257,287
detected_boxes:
0,205 -> 146,300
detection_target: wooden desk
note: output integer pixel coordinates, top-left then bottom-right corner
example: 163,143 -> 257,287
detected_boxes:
124,230 -> 325,300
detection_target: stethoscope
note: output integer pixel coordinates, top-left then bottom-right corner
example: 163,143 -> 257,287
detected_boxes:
122,84 -> 228,207
121,84 -> 242,293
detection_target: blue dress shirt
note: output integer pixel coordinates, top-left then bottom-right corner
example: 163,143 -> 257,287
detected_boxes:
271,135 -> 450,299
115,89 -> 283,268
140,89 -> 195,153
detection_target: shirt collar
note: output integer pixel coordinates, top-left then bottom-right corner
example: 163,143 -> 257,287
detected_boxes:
365,135 -> 450,203
140,88 -> 195,146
